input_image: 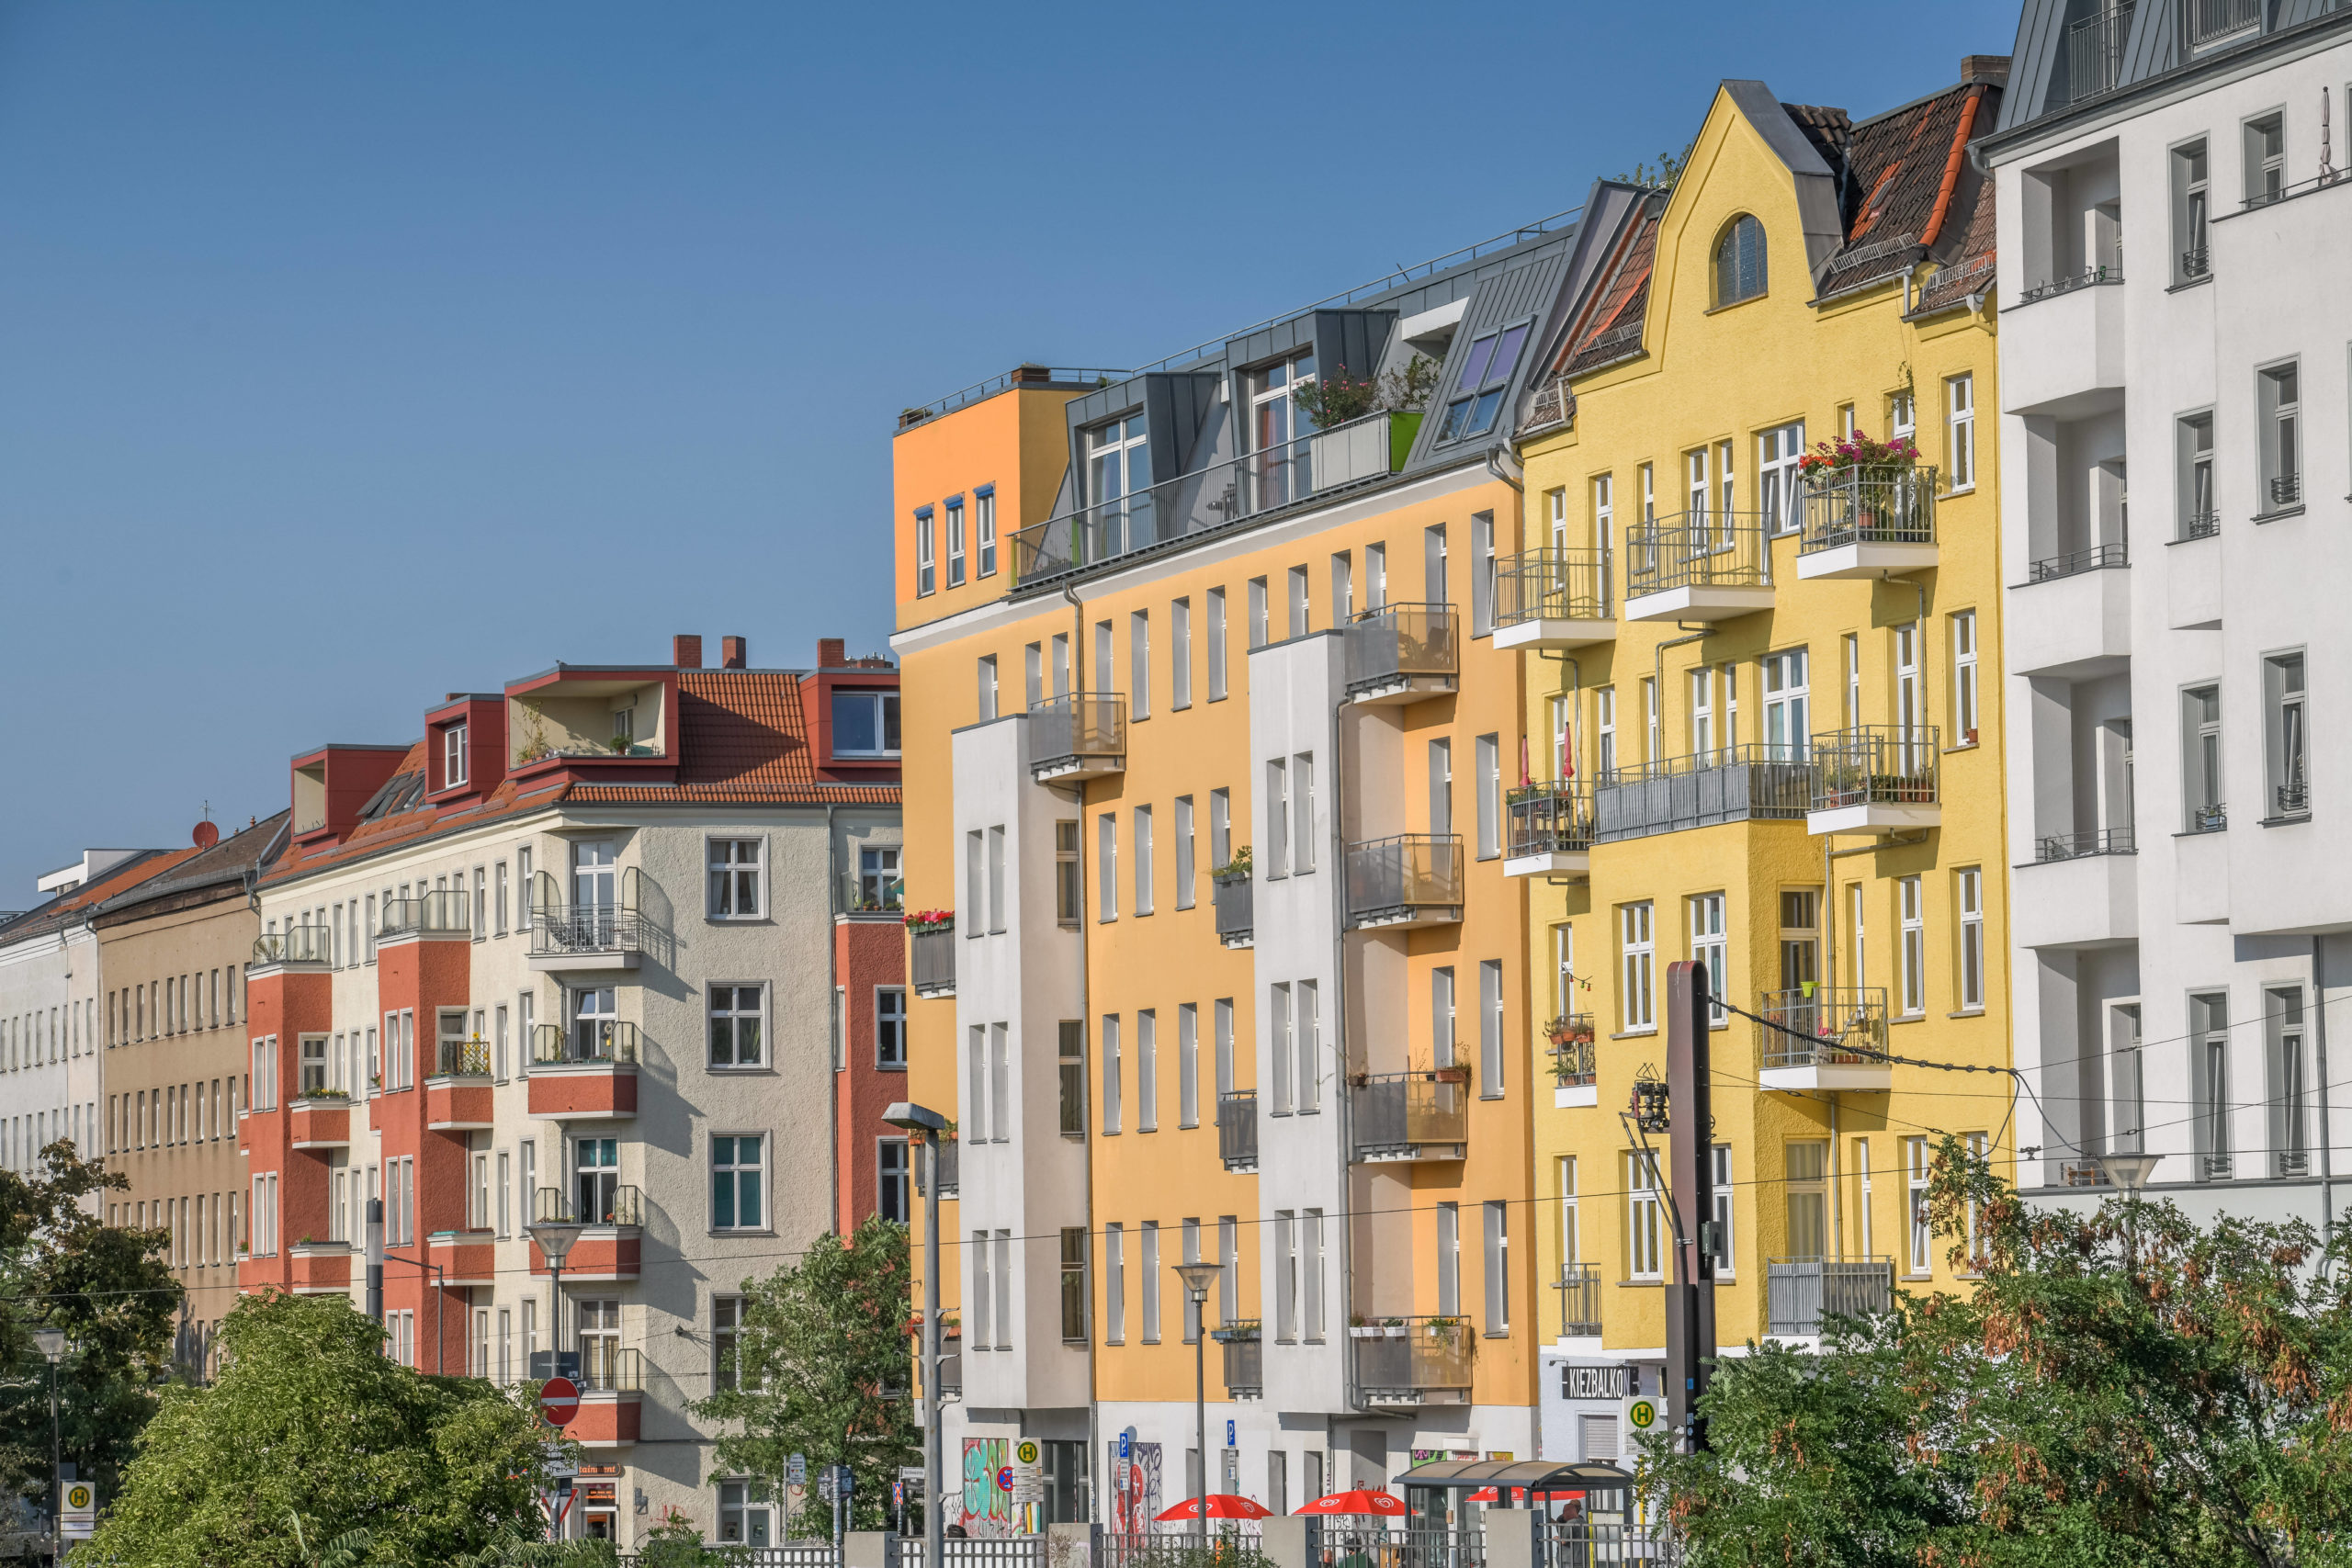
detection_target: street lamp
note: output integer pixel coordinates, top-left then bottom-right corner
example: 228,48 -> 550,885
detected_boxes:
33,1326 -> 66,1559
527,1219 -> 586,1374
883,1102 -> 948,1568
2097,1152 -> 2163,1267
1175,1260 -> 1224,1543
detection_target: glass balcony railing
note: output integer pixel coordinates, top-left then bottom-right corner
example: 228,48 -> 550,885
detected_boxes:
530,1021 -> 639,1066
1756,987 -> 1888,1072
1029,693 -> 1128,775
1349,1070 -> 1468,1161
910,927 -> 957,997
1507,783 -> 1593,859
837,873 -> 905,916
1342,603 -> 1458,696
1216,1091 -> 1258,1171
1809,726 -> 1939,811
252,926 -> 333,965
1216,1320 -> 1263,1397
1344,834 -> 1464,926
1799,468 -> 1937,554
1766,1257 -> 1894,1337
1351,1316 -> 1473,1401
1212,873 -> 1253,944
535,1184 -> 644,1227
1554,1264 -> 1602,1337
1623,512 -> 1773,600
529,905 -> 643,958
1012,409 -> 1410,587
1493,547 -> 1611,626
379,891 -> 470,940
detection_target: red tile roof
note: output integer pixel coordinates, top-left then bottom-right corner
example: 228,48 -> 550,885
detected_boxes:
0,848 -> 202,946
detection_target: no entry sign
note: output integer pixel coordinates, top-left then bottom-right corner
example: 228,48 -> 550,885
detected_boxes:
540,1375 -> 582,1427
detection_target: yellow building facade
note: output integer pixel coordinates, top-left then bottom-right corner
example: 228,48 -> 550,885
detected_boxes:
1505,69 -> 2012,1449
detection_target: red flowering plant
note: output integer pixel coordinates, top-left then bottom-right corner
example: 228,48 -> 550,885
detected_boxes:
1796,431 -> 1921,480
903,908 -> 955,934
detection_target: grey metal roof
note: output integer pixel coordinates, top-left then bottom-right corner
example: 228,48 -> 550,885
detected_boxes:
1390,1460 -> 1636,1490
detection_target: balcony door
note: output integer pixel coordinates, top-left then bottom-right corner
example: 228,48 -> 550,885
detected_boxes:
1087,416 -> 1151,556
575,1137 -> 619,1223
1250,350 -> 1316,508
1762,649 -> 1810,761
572,840 -> 616,946
572,987 -> 617,1060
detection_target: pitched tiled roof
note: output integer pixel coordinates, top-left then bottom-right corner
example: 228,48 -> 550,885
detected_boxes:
1911,170 -> 1997,316
1816,81 -> 2002,299
92,812 -> 291,918
1557,207 -> 1660,378
0,849 -> 198,948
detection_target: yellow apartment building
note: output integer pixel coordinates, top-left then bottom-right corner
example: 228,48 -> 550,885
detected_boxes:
1497,63 -> 2013,1458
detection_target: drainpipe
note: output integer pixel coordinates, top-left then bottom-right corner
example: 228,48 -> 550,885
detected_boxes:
1057,581 -> 1099,1522
1329,685 -> 1356,1394
1065,586 -> 1086,696
1652,630 -> 1711,732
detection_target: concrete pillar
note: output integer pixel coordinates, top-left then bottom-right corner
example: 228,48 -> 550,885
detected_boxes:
1483,1508 -> 1544,1568
845,1531 -> 898,1568
1261,1515 -> 1311,1568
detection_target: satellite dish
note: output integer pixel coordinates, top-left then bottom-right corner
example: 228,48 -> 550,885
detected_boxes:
193,820 -> 220,849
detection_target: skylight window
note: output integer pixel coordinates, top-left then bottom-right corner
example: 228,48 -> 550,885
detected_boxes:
1436,319 -> 1530,443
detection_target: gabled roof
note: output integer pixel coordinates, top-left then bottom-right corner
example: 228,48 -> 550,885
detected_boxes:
1555,200 -> 1663,378
1910,168 -> 1997,316
0,849 -> 196,950
90,812 -> 292,924
1817,78 -> 2003,300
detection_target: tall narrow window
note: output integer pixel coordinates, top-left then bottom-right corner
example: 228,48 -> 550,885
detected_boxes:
1174,795 -> 1196,910
1762,649 -> 1810,760
1626,1151 -> 1662,1280
1024,642 -> 1043,710
977,487 -> 997,577
1056,820 -> 1082,927
2185,684 -> 2225,830
1331,551 -> 1354,622
1780,890 -> 1819,992
1296,979 -> 1320,1112
1171,598 -> 1193,709
1905,1136 -> 1931,1272
1786,1142 -> 1828,1257
2264,651 -> 2309,819
988,827 -> 1006,933
1690,667 -> 1714,757
1620,903 -> 1656,1032
1058,1021 -> 1086,1137
915,508 -> 935,596
2173,139 -> 2211,282
1898,875 -> 1926,1017
1477,961 -> 1502,1098
1432,966 -> 1456,1068
1248,578 -> 1269,649
1709,1145 -> 1735,1273
1945,374 -> 1975,491
1134,807 -> 1154,917
1475,734 -> 1500,859
945,497 -> 966,588
1482,1201 -> 1509,1336
1758,423 -> 1804,534
1596,687 -> 1617,776
1178,1003 -> 1199,1129
1287,564 -> 1310,639
1098,814 -> 1119,921
1269,984 -> 1292,1114
1642,678 -> 1659,761
2192,993 -> 2231,1179
1102,1014 -> 1122,1134
1592,474 -> 1613,560
1214,999 -> 1235,1101
1365,542 -> 1387,609
1425,524 -> 1448,604
1103,1224 -> 1125,1344
1436,1202 -> 1460,1315
2177,413 -> 2217,537
2269,987 -> 2310,1179
1209,788 -> 1231,874
1136,1010 -> 1158,1133
2244,111 -> 2285,208
1052,632 -> 1070,698
1060,1229 -> 1089,1343
1955,868 -> 1984,1012
2259,361 -> 2301,510
1141,1221 -> 1162,1344
1689,894 -> 1726,1023
978,656 -> 999,721
1130,610 -> 1151,720
1471,511 -> 1495,636
1273,1212 -> 1296,1341
1951,611 -> 1979,743
1206,587 -> 1228,701
2109,1002 -> 2144,1155
1266,759 -> 1289,877
1293,753 -> 1316,873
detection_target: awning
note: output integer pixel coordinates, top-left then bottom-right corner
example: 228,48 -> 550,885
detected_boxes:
1389,1460 -> 1635,1492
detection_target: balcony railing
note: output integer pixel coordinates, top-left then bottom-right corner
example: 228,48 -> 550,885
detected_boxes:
577,1344 -> 644,1393
1507,784 -> 1593,859
536,1184 -> 644,1226
1217,1091 -> 1259,1171
1545,1017 -> 1597,1087
1593,744 -> 1815,840
1216,1321 -> 1263,1397
1493,548 -> 1611,626
1029,692 -> 1128,773
1012,408 -> 1409,586
530,905 -> 643,958
2180,509 -> 2219,540
1623,513 -> 1773,599
1213,873 -> 1253,945
2188,802 -> 2228,834
2036,826 -> 2135,862
1351,1316 -> 1473,1402
530,1021 -> 639,1066
2061,1159 -> 2112,1187
2027,541 -> 2128,581
379,891 -> 471,940
2065,1 -> 2134,103
2018,265 -> 2122,305
1810,726 -> 1939,812
1799,468 -> 1937,554
2186,0 -> 2260,50
1350,1070 -> 1468,1161
837,873 -> 905,916
2274,779 -> 2310,819
1767,1258 -> 1894,1337
2268,474 -> 2302,509
2180,244 -> 2211,280
253,926 -> 333,965
1344,834 -> 1464,926
434,1038 -> 491,1078
1554,1264 -> 1602,1337
1757,987 -> 1889,1072
910,926 -> 956,997
2202,1153 -> 2233,1180
913,1136 -> 959,1199
1342,603 -> 1459,696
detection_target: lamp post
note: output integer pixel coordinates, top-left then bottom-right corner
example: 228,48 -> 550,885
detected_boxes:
884,1102 -> 948,1568
2096,1152 -> 2163,1269
33,1326 -> 66,1562
1174,1261 -> 1224,1545
528,1218 -> 585,1369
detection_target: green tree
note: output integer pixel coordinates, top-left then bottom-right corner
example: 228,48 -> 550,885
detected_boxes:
85,1291 -> 560,1566
0,1139 -> 180,1517
1644,1136 -> 2352,1566
692,1213 -> 918,1533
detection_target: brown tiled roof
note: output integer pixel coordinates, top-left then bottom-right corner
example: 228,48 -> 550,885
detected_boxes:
1911,170 -> 1997,315
1558,209 -> 1659,378
1816,81 -> 2002,299
0,849 -> 199,947
93,812 -> 290,918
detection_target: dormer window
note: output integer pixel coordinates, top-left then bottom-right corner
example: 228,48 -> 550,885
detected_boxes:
1714,215 -> 1768,306
1436,321 -> 1530,442
832,690 -> 901,759
444,725 -> 469,788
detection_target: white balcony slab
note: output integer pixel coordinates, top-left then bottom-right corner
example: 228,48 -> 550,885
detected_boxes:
1032,755 -> 1125,782
1794,540 -> 1939,581
2008,566 -> 2132,679
1494,617 -> 1615,650
1554,1084 -> 1600,1109
1758,1061 -> 1894,1092
527,951 -> 640,974
2012,852 -> 2139,949
1623,584 -> 1775,623
1346,674 -> 1456,706
2001,282 -> 2124,416
1504,850 -> 1590,877
1807,802 -> 1941,836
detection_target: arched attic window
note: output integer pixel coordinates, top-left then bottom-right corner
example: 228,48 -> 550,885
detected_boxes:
1713,215 -> 1768,306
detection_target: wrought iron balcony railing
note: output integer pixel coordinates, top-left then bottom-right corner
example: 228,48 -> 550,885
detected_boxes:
2268,474 -> 2302,508
253,926 -> 334,965
1343,834 -> 1464,925
1757,987 -> 1888,1072
1507,783 -> 1593,858
379,891 -> 470,939
1349,1070 -> 1468,1161
1766,1257 -> 1894,1337
1493,547 -> 1611,626
1799,468 -> 1937,554
2274,779 -> 2310,819
1342,603 -> 1459,695
2018,265 -> 2122,305
528,905 -> 642,958
535,1184 -> 644,1226
1216,1091 -> 1258,1171
1028,692 -> 1128,773
530,1021 -> 639,1066
2035,826 -> 2135,862
1555,1264 -> 1602,1337
2180,509 -> 2219,540
435,1039 -> 491,1078
2065,1 -> 2135,103
1545,1017 -> 1597,1087
1623,513 -> 1773,599
2188,802 -> 2228,834
2027,541 -> 2128,581
1809,726 -> 1939,812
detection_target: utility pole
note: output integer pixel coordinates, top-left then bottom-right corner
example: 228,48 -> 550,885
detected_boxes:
1663,960 -> 1715,1454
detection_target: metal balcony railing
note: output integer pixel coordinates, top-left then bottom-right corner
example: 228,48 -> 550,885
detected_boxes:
1217,1091 -> 1259,1171
1507,783 -> 1593,859
1593,743 -> 1815,840
1810,726 -> 1939,812
2188,802 -> 2228,833
530,1020 -> 639,1066
910,926 -> 956,996
2275,778 -> 2310,819
535,1184 -> 644,1226
576,1344 -> 644,1393
252,926 -> 333,965
837,873 -> 904,916
2278,1146 -> 2310,1179
1555,1264 -> 1603,1337
529,906 -> 643,958
1216,1321 -> 1262,1397
1350,1071 -> 1468,1161
913,1136 -> 959,1199
2018,265 -> 2122,305
434,1038 -> 491,1077
2180,245 -> 2211,280
2027,541 -> 2128,581
1344,834 -> 1464,925
1757,987 -> 1889,1072
1623,512 -> 1773,599
2202,1152 -> 2233,1180
2269,474 -> 2302,508
379,891 -> 470,940
1351,1316 -> 1473,1401
2035,826 -> 2135,862
1342,603 -> 1459,695
1766,1257 -> 1894,1337
1493,548 -> 1611,626
1545,1017 -> 1597,1087
1028,692 -> 1128,773
2186,0 -> 2259,50
1213,873 -> 1253,944
2181,509 -> 2219,540
2065,2 -> 2135,102
1799,468 -> 1937,554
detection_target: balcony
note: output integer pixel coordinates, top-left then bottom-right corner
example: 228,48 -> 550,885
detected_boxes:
288,1097 -> 352,1150
1349,1070 -> 1468,1163
2011,546 -> 2130,678
1554,1264 -> 1602,1338
837,872 -> 905,919
1342,604 -> 1459,705
1807,727 -> 1939,835
1766,1258 -> 1894,1337
1593,745 -> 1814,842
2064,0 -> 2132,101
1216,1321 -> 1263,1399
528,906 -> 643,973
1351,1316 -> 1473,1407
571,1347 -> 644,1449
1622,513 -> 1774,622
1546,1017 -> 1597,1108
1344,834 -> 1464,930
936,1334 -> 962,1400
426,1229 -> 497,1288
913,1135 -> 959,1200
1492,549 -> 1613,649
2016,831 -> 2139,950
1755,987 -> 1892,1092
1216,1091 -> 1259,1172
526,1022 -> 639,1121
2187,0 -> 2258,51
425,1038 -> 494,1132
530,1187 -> 643,1281
1795,469 -> 1938,580
1029,693 -> 1128,782
1213,872 -> 1253,948
1012,408 -> 1411,588
251,926 -> 333,968
288,1240 -> 352,1295
910,925 -> 956,998
2003,274 -> 2123,414
379,890 -> 470,942
1504,783 -> 1592,876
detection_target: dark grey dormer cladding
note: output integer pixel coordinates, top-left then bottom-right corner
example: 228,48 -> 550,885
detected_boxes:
1996,0 -> 2352,135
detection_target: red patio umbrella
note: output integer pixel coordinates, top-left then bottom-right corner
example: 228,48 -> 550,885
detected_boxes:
1157,1495 -> 1274,1522
1295,1489 -> 1407,1517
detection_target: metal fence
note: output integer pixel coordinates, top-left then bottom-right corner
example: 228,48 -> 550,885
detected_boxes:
1507,784 -> 1593,859
1592,746 -> 1813,840
1104,1529 -> 1263,1568
1350,1072 -> 1469,1160
1213,874 -> 1254,944
1030,693 -> 1130,773
1351,1318 -> 1475,1400
2066,0 -> 2135,102
1809,726 -> 1939,812
531,904 -> 644,958
1623,513 -> 1772,599
911,927 -> 957,996
2026,540 -> 2127,581
1217,1091 -> 1260,1170
2034,826 -> 2135,862
946,1536 -> 1047,1568
1756,987 -> 1888,1071
1766,1257 -> 1894,1337
1542,1521 -> 1679,1568
1799,468 -> 1937,554
532,1020 -> 639,1066
1494,547 -> 1611,626
1555,1264 -> 1603,1337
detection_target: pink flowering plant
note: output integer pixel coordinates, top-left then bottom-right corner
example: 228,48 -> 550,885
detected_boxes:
903,908 -> 955,934
1797,431 -> 1920,479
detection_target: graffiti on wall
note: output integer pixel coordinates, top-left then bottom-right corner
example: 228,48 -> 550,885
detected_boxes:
1106,1439 -> 1162,1534
960,1437 -> 1041,1537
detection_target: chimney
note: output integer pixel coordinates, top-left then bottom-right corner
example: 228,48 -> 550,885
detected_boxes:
721,636 -> 747,670
673,634 -> 704,669
1962,54 -> 2010,85
818,637 -> 846,670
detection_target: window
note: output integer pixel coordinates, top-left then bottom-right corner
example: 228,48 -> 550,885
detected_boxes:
2244,111 -> 2285,208
1713,215 -> 1768,304
1758,423 -> 1804,534
1288,564 -> 1310,639
2173,139 -> 2211,282
1905,1136 -> 1931,1271
1365,541 -> 1387,608
1051,633 -> 1070,698
493,862 -> 509,936
945,497 -> 966,587
1137,1010 -> 1159,1132
708,839 -> 763,918
443,724 -> 469,788
1556,1156 -> 1580,1267
1206,587 -> 1228,701
711,1135 -> 765,1230
1038,818 -> 1075,927
2191,992 -> 2232,1179
1642,678 -> 1658,762
1475,734 -> 1500,859
1426,522 -> 1447,604
708,986 -> 763,1067
978,656 -> 999,721
1331,551 -> 1354,622
1133,807 -> 1154,916
989,1024 -> 1009,1143
1437,318 -> 1532,442
1626,1151 -> 1662,1280
2185,684 -> 2225,829
2267,986 -> 2310,1178
915,507 -> 935,596
1945,375 -> 1975,491
1294,753 -> 1316,874
1088,414 -> 1150,509
1472,511 -> 1495,637
1248,578 -> 1269,649
1898,875 -> 1926,1016
1058,1021 -> 1085,1136
1786,1142 -> 1828,1257
1779,891 -> 1819,992
1596,687 -> 1616,776
300,1035 -> 327,1097
1102,1013 -> 1122,1134
1097,814 -> 1119,920
1477,961 -> 1502,1099
876,987 -> 907,1068
1689,895 -> 1726,1024
1266,759 -> 1288,877
1141,1220 -> 1162,1342
832,690 -> 901,758
1130,610 -> 1151,719
575,1136 -> 619,1223
1269,984 -> 1293,1113
977,487 -> 998,577
1620,902 -> 1655,1032
1955,869 -> 1984,1012
1709,1145 -> 1735,1274
1761,649 -> 1810,760
1104,1224 -> 1125,1344
1174,795 -> 1196,910
1060,1228 -> 1089,1342
1690,668 -> 1714,758
1171,598 -> 1193,709
988,827 -> 1005,932
2175,412 -> 2217,539
1482,1201 -> 1509,1336
718,1481 -> 775,1547
2259,361 -> 2301,510
2263,651 -> 2310,818
1948,610 -> 1980,744
1274,1211 -> 1296,1341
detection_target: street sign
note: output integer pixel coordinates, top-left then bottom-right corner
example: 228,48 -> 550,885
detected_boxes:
529,1349 -> 581,1382
1119,1427 -> 1134,1463
900,1465 -> 927,1483
1226,1419 -> 1236,1447
996,1466 -> 1013,1494
541,1443 -> 578,1482
894,1482 -> 905,1510
1014,1440 -> 1039,1467
788,1453 -> 808,1485
539,1375 -> 582,1428
61,1481 -> 96,1540
1623,1395 -> 1660,1435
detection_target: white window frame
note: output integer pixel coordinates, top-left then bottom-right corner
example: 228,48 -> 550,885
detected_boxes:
1690,893 -> 1726,1024
976,487 -> 998,577
1626,1150 -> 1663,1281
1956,869 -> 1984,1013
1620,902 -> 1656,1033
1951,611 -> 1979,744
1899,875 -> 1926,1017
707,837 -> 766,919
915,508 -> 935,596
1945,374 -> 1975,491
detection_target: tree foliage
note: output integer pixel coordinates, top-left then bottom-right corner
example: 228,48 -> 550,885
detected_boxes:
85,1291 -> 560,1566
0,1139 -> 180,1516
1290,354 -> 1439,430
692,1213 -> 918,1532
1644,1135 -> 2352,1566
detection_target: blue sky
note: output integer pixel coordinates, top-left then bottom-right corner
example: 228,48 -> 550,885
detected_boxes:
0,0 -> 2022,897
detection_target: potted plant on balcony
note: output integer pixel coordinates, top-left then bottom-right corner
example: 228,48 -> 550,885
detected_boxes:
1800,432 -> 1924,539
513,705 -> 554,765
1211,845 -> 1253,883
904,908 -> 955,936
